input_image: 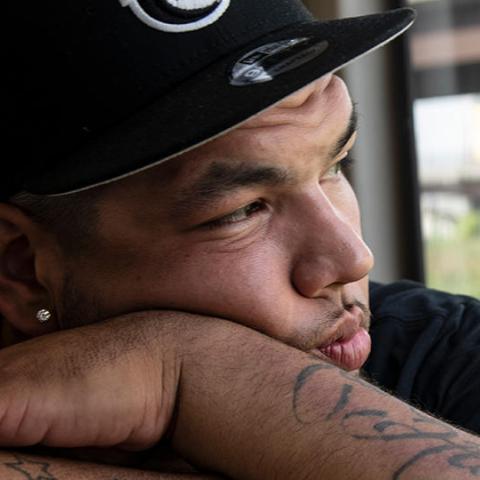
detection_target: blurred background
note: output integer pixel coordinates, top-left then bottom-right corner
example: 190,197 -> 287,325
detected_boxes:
303,0 -> 480,297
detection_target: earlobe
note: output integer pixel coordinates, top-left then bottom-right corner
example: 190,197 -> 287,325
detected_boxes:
0,204 -> 58,337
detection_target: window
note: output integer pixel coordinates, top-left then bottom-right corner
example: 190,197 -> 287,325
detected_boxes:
407,0 -> 480,297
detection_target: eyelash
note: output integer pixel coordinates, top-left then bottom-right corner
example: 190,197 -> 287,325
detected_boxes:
203,200 -> 267,229
331,154 -> 354,175
202,155 -> 355,230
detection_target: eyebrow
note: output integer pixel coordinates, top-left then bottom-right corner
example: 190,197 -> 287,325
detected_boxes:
172,163 -> 292,218
171,105 -> 358,219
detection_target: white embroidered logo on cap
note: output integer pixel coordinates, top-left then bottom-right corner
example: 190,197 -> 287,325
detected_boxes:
119,0 -> 230,33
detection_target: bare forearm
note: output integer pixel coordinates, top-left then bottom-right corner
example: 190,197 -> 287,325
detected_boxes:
0,450 -> 221,480
173,319 -> 480,480
0,312 -> 477,479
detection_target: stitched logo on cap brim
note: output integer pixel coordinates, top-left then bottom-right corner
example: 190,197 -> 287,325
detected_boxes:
230,38 -> 329,87
119,0 -> 230,33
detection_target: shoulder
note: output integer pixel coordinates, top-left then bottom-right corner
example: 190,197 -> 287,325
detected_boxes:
368,281 -> 480,361
369,280 -> 479,319
364,280 -> 480,432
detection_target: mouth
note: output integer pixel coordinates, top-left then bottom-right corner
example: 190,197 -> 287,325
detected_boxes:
310,305 -> 371,371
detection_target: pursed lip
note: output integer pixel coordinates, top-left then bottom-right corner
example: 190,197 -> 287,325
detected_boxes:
310,305 -> 371,371
318,304 -> 368,348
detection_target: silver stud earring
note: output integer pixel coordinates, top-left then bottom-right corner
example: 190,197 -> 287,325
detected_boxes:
36,309 -> 51,324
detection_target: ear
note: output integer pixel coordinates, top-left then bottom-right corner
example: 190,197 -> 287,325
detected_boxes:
0,203 -> 60,337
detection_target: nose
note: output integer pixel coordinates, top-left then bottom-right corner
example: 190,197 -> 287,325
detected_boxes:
290,190 -> 374,298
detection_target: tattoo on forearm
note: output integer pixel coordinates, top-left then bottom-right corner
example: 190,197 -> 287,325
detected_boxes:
293,363 -> 333,423
293,363 -> 480,479
5,454 -> 57,480
326,384 -> 352,421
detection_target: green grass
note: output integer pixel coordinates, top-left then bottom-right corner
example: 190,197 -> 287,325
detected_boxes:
426,236 -> 480,298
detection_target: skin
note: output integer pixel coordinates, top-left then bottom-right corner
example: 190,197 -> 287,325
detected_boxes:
1,74 -> 480,480
0,73 -> 372,476
0,313 -> 479,479
51,75 -> 373,362
0,450 -> 216,480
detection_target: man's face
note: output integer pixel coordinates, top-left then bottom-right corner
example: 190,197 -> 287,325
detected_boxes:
58,75 -> 374,370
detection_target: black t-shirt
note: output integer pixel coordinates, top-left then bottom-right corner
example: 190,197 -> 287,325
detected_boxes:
363,280 -> 480,433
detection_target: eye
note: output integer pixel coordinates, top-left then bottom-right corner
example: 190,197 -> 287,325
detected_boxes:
326,154 -> 354,177
203,200 -> 267,229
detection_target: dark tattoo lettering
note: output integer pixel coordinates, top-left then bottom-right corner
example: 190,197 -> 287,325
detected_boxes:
344,409 -> 387,420
293,363 -> 333,423
292,363 -> 480,479
393,446 -> 458,480
326,384 -> 352,420
5,454 -> 57,480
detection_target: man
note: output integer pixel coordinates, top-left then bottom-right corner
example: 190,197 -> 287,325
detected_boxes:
2,1 -> 480,479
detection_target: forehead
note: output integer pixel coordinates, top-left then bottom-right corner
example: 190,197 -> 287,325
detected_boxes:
106,74 -> 352,196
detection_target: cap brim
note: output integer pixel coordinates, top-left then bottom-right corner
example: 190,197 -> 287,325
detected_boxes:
26,7 -> 415,195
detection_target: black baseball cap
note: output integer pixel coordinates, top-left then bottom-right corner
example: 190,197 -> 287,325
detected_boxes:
3,1 -> 415,199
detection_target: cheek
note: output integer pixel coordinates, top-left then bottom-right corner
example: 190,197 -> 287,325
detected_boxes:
159,241 -> 289,311
125,236 -> 305,339
79,231 -> 294,335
